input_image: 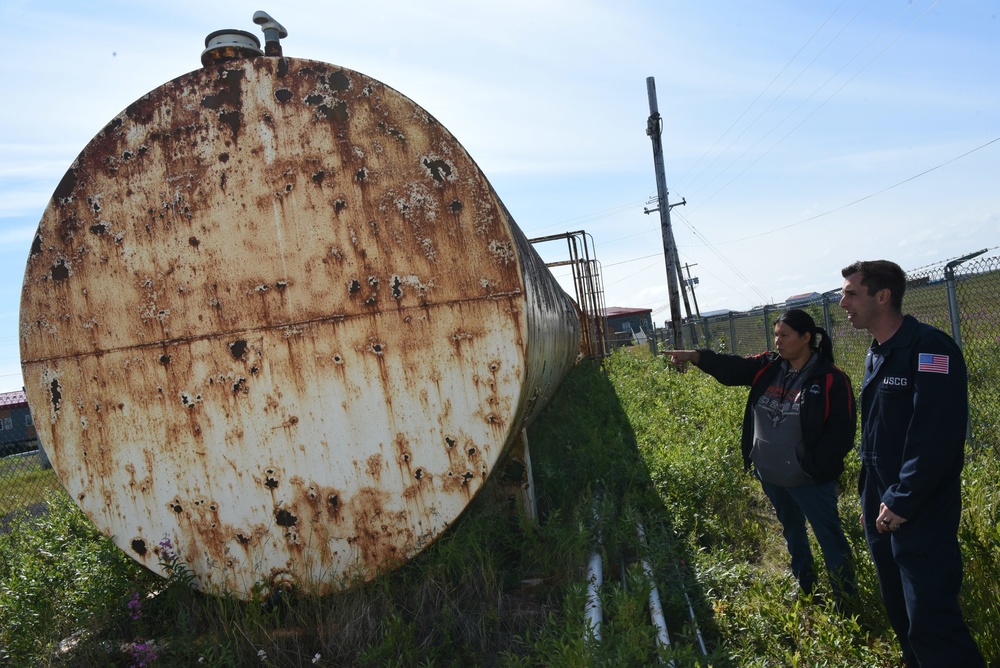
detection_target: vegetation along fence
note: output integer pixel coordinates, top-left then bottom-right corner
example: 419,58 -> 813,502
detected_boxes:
4,248 -> 999,529
664,248 -> 1000,450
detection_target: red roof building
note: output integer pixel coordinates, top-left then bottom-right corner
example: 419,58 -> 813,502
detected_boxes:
0,390 -> 27,408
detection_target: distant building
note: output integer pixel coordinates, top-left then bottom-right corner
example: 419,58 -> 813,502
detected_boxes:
603,306 -> 655,352
785,292 -> 821,306
0,390 -> 38,457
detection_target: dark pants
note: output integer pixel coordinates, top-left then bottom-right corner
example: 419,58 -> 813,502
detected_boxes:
862,478 -> 984,667
760,479 -> 856,600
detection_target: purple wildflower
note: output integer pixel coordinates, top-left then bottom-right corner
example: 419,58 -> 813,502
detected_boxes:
127,591 -> 142,621
128,640 -> 158,667
158,536 -> 176,563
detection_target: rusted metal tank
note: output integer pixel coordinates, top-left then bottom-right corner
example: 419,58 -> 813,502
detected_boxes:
19,18 -> 580,598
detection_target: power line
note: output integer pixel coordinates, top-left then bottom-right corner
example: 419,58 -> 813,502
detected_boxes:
569,133 -> 998,271
691,0 -> 940,213
672,209 -> 769,304
650,1 -> 925,309
603,253 -> 661,268
676,0 -> 857,192
595,130 -> 996,309
608,261 -> 661,286
522,199 -> 648,237
704,136 -> 1000,245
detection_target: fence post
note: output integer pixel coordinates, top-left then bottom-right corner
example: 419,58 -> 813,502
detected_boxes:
728,312 -> 736,355
944,249 -> 987,349
763,306 -> 772,352
942,250 -> 988,444
945,265 -> 964,349
943,271 -> 971,443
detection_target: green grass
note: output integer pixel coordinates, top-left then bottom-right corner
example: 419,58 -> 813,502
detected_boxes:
0,350 -> 997,666
604,347 -> 1000,666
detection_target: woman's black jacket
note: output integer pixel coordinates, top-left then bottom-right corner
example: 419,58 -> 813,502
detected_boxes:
695,349 -> 857,484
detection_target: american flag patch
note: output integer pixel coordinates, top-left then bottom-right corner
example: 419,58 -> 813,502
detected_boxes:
918,353 -> 949,374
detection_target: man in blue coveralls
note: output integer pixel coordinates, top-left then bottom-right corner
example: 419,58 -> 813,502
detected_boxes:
839,260 -> 983,667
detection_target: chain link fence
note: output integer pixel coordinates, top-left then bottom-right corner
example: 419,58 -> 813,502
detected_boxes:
0,391 -> 61,533
0,452 -> 59,532
662,249 -> 1000,450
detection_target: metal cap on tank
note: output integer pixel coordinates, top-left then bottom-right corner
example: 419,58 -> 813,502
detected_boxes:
201,29 -> 262,67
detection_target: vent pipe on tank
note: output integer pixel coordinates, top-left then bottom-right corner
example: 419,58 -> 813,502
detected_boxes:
253,11 -> 288,57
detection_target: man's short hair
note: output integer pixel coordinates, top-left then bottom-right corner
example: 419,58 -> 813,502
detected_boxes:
841,260 -> 905,311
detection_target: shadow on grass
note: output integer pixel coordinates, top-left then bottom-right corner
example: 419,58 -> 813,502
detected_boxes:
526,356 -> 728,666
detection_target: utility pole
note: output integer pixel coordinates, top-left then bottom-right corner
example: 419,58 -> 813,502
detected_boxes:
645,76 -> 690,348
684,262 -> 708,344
684,263 -> 702,319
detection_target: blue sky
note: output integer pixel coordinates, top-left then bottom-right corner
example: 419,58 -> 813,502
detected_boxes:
2,0 -> 997,392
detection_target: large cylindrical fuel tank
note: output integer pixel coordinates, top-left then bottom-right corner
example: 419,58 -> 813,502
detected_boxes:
19,38 -> 579,597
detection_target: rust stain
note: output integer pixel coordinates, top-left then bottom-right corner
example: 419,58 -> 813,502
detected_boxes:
346,486 -> 412,572
366,453 -> 383,479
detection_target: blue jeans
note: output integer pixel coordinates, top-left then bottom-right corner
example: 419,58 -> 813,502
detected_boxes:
760,479 -> 856,599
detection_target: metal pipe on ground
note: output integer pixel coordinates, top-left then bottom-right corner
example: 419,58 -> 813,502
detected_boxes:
585,550 -> 603,642
680,574 -> 708,656
637,522 -> 674,664
585,494 -> 605,642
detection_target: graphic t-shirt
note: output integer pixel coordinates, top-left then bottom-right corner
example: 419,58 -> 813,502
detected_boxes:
750,354 -> 816,487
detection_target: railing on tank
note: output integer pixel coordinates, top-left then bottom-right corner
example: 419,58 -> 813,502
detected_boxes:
530,230 -> 610,358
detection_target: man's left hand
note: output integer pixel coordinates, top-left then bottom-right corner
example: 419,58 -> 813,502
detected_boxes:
875,502 -> 908,534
